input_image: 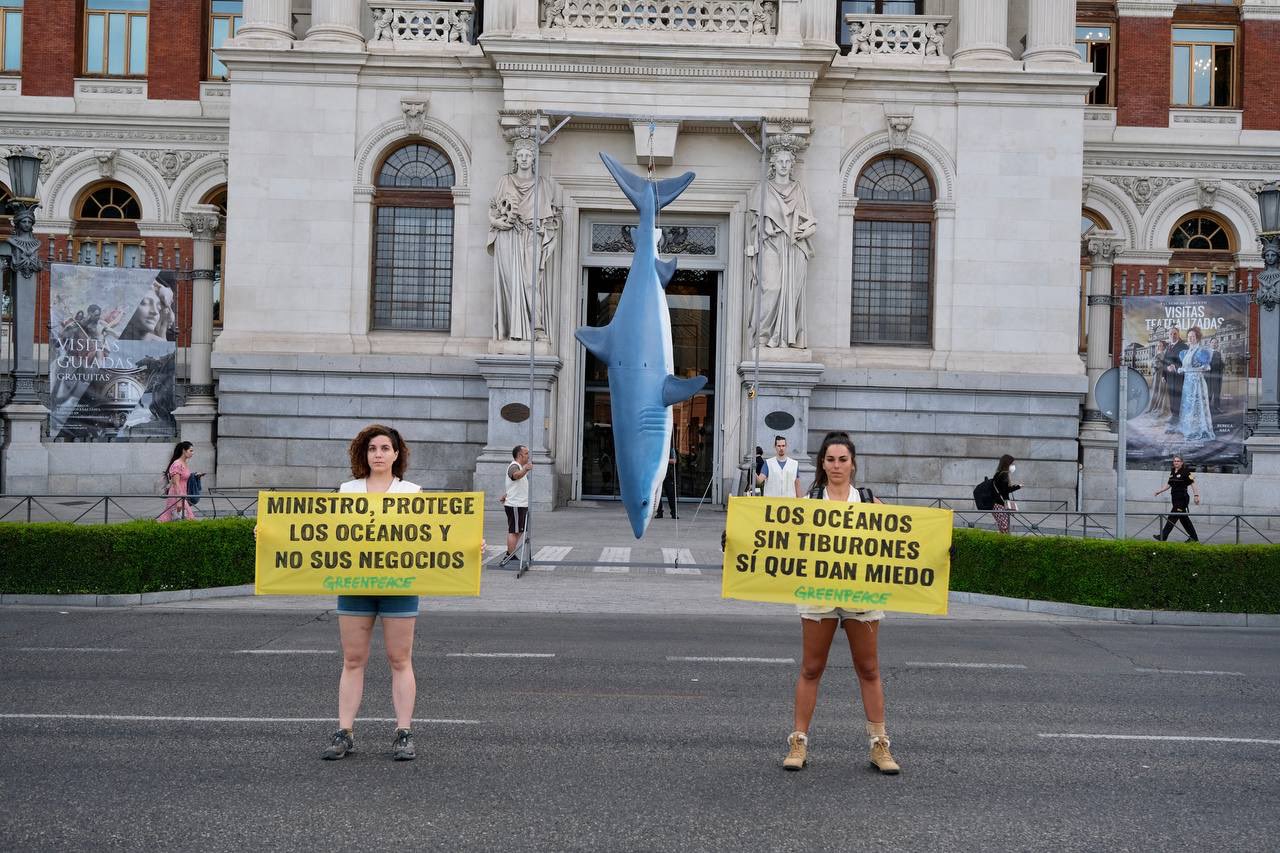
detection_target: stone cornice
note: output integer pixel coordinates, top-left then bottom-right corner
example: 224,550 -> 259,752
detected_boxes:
481,35 -> 834,74
0,119 -> 227,145
1241,4 -> 1280,22
1115,1 -> 1177,18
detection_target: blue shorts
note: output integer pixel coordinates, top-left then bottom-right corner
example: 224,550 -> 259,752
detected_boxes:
334,595 -> 420,618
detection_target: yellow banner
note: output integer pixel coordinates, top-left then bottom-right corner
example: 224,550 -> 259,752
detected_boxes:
254,491 -> 484,596
721,496 -> 953,616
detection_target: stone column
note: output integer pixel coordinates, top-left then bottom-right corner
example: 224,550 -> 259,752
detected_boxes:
181,205 -> 221,406
1024,0 -> 1082,65
513,0 -> 540,37
1082,233 -> 1123,430
306,0 -> 365,45
235,0 -> 295,43
474,355 -> 562,511
952,0 -> 1013,65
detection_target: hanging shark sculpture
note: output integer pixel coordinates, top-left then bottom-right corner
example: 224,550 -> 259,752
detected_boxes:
576,152 -> 708,539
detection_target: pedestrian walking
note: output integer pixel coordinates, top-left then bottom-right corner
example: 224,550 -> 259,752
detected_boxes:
991,454 -> 1021,535
1153,455 -> 1200,542
499,444 -> 532,564
323,424 -> 422,761
783,431 -> 900,775
158,441 -> 199,521
758,434 -> 803,498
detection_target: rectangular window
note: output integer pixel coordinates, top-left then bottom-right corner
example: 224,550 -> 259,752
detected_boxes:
84,0 -> 149,77
372,206 -> 454,331
1171,27 -> 1236,107
838,0 -> 924,55
851,219 -> 932,346
209,1 -> 242,80
1075,25 -> 1112,105
0,1 -> 21,74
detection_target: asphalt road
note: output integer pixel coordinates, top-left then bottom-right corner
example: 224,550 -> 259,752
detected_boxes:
1,609 -> 1277,852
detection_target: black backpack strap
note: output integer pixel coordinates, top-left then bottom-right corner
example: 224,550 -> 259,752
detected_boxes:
858,487 -> 875,503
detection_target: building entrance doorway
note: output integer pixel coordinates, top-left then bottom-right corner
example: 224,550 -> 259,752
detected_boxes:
579,265 -> 719,502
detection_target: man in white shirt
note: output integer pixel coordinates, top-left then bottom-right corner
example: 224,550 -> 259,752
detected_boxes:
757,435 -> 802,498
499,444 -> 532,565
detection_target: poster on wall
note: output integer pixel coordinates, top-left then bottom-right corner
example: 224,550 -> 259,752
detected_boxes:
48,263 -> 178,441
1121,294 -> 1248,466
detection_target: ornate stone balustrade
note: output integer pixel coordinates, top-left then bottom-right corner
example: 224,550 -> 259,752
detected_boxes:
542,0 -> 778,36
844,14 -> 950,61
369,2 -> 476,45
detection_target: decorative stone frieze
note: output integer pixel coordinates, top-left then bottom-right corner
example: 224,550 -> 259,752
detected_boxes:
1108,175 -> 1178,213
370,3 -> 475,43
544,0 -> 777,35
845,14 -> 949,58
129,149 -> 213,187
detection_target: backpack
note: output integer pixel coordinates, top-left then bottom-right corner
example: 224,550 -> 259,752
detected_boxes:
973,477 -> 996,510
186,473 -> 204,506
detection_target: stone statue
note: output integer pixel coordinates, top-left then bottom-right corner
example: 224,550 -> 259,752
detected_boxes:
1258,236 -> 1280,312
488,136 -> 562,342
746,144 -> 816,348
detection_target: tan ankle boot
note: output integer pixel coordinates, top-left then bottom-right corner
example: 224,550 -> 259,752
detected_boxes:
866,721 -> 900,774
783,731 -> 808,771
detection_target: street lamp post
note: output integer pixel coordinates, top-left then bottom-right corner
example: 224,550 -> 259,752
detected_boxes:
1254,183 -> 1280,435
1,148 -> 45,406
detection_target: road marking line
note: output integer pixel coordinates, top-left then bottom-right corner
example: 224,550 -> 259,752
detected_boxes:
665,567 -> 702,576
667,656 -> 795,664
0,713 -> 480,724
445,652 -> 555,658
1134,668 -> 1245,676
18,647 -> 129,653
662,547 -> 696,565
482,545 -> 506,563
236,650 -> 337,655
595,546 -> 630,573
904,661 -> 1027,669
1039,733 -> 1280,745
533,545 -> 572,565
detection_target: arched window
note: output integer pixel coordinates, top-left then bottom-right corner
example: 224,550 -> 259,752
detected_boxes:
371,143 -> 455,331
201,185 -> 228,327
851,155 -> 934,346
1168,212 -> 1234,295
74,181 -> 143,267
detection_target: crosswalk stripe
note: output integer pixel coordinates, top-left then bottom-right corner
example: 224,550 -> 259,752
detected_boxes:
532,545 -> 572,564
595,546 -> 630,573
662,548 -> 697,575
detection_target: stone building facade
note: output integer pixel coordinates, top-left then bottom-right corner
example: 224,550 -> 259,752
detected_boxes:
1,0 -> 1278,517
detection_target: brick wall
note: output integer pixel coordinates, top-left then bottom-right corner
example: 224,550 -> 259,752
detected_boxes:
1116,16 -> 1171,128
20,0 -> 77,97
148,0 -> 205,101
1242,19 -> 1280,131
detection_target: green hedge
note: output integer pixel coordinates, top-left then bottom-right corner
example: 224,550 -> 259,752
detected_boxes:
1,520 -> 1277,613
0,519 -> 255,595
951,528 -> 1280,614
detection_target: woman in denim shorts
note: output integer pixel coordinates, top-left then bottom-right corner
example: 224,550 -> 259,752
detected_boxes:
322,424 -> 422,762
782,431 -> 900,775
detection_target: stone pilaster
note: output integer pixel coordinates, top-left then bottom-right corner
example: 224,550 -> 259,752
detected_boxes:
1023,0 -> 1082,66
952,0 -> 1013,66
474,355 -> 562,512
181,205 -> 220,405
1,403 -> 50,494
235,0 -> 295,44
1082,233 -> 1123,432
737,360 -> 825,488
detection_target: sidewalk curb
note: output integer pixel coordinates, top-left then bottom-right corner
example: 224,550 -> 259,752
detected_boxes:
3,584 -> 1277,627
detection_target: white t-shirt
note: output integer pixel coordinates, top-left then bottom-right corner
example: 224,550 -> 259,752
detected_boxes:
762,456 -> 799,498
505,462 -> 529,508
339,477 -> 420,493
795,486 -> 884,621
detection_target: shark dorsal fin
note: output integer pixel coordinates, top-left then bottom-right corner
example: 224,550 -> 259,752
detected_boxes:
662,374 -> 708,407
575,324 -> 613,362
656,257 -> 677,289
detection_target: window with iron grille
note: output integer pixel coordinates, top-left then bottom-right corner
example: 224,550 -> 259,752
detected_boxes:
75,182 -> 144,267
371,144 -> 456,331
851,156 -> 934,346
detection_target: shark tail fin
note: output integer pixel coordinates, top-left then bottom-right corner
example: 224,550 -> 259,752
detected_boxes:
575,324 -> 613,362
656,257 -> 677,289
662,374 -> 708,407
655,171 -> 696,210
600,152 -> 696,213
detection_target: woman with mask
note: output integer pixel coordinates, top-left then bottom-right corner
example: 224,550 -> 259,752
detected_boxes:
992,454 -> 1021,535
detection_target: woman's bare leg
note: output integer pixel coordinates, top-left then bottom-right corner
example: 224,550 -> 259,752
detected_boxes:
793,617 -> 839,734
337,615 -> 375,729
381,616 -> 418,729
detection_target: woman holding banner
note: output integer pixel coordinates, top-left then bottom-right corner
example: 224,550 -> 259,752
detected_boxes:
784,431 -> 900,775
323,424 -> 422,762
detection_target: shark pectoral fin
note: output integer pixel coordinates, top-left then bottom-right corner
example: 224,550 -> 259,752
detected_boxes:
662,374 -> 708,406
656,258 -> 677,289
575,325 -> 613,361
655,172 -> 696,210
